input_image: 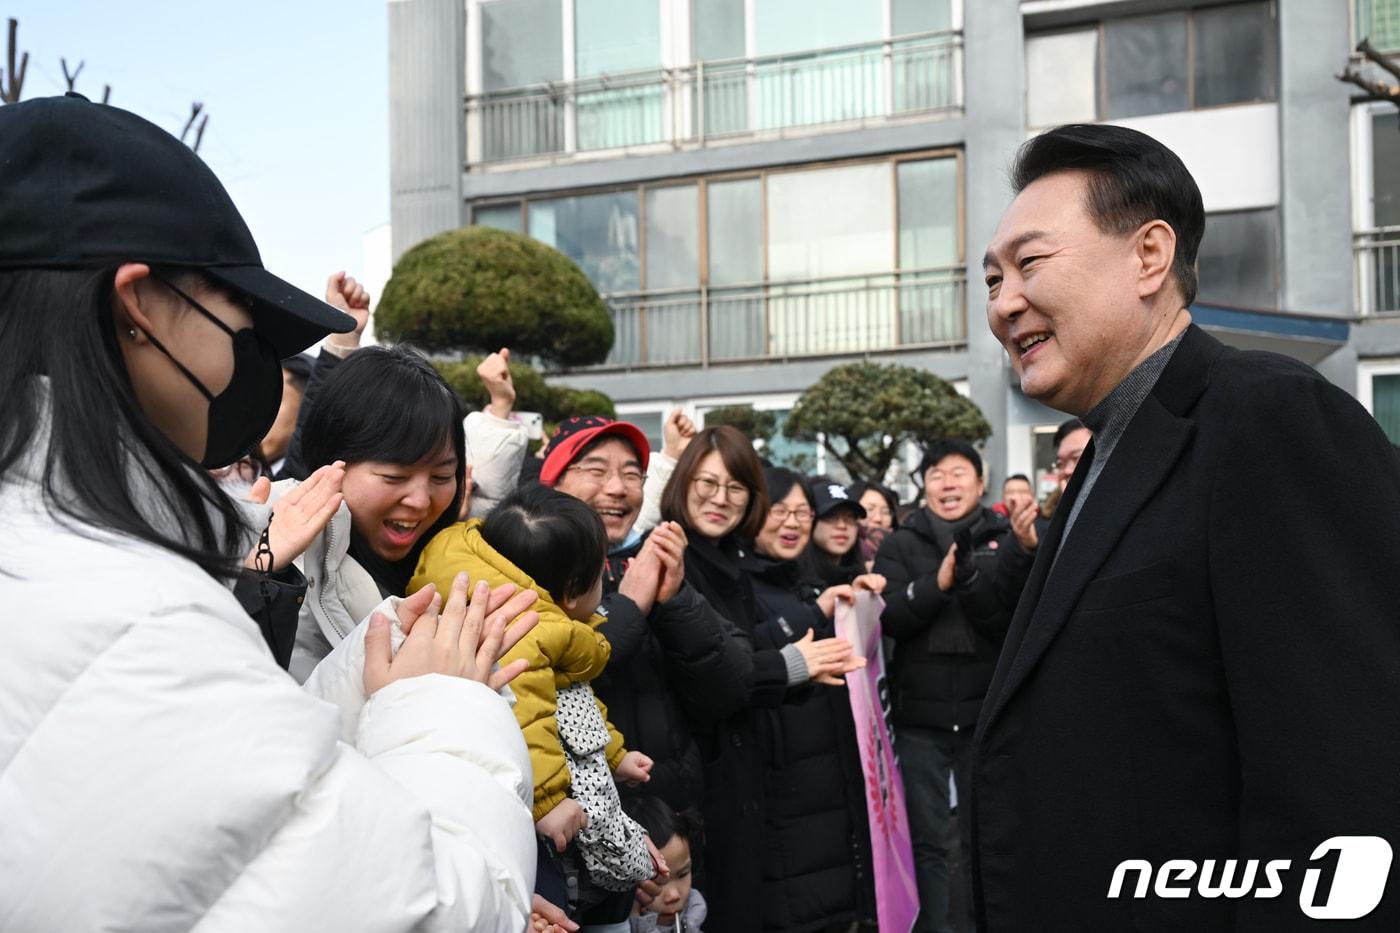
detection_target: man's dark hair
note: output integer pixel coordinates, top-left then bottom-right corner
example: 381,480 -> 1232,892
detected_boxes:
918,439 -> 983,479
1012,123 -> 1205,306
1003,473 -> 1032,490
1052,418 -> 1086,449
483,483 -> 607,602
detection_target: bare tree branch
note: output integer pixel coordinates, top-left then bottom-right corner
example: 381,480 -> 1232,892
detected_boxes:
1359,38 -> 1400,84
60,57 -> 84,92
1337,67 -> 1400,102
192,113 -> 208,152
180,101 -> 204,144
101,84 -> 110,104
2,18 -> 29,104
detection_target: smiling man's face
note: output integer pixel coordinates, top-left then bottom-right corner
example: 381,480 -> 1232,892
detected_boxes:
983,170 -> 1167,417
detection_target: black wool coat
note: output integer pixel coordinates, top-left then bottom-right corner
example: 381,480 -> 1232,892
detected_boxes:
972,326 -> 1400,931
873,507 -> 1034,731
681,535 -> 794,933
749,558 -> 877,932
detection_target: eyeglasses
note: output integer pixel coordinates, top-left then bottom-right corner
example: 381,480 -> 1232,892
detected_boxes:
862,505 -> 893,520
924,467 -> 973,483
209,457 -> 264,485
769,505 -> 813,525
1054,448 -> 1086,473
692,474 -> 750,503
565,463 -> 645,490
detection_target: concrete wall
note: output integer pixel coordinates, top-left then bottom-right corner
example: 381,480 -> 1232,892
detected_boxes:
388,0 -> 466,262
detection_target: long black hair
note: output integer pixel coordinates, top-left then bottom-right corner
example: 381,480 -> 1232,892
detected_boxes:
848,479 -> 900,531
482,483 -> 606,603
0,267 -> 248,579
300,345 -> 466,593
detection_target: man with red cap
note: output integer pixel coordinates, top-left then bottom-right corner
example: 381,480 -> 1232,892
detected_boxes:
540,415 -> 752,877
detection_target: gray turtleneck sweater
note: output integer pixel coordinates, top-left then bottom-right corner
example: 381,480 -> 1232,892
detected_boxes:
1058,331 -> 1186,552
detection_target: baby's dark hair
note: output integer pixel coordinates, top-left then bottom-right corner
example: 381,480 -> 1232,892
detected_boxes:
481,483 -> 607,602
623,795 -> 704,849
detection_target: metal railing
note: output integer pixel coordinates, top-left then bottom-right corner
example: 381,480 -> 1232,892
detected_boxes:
1357,226 -> 1400,315
467,31 -> 963,164
1356,0 -> 1400,51
592,267 -> 966,369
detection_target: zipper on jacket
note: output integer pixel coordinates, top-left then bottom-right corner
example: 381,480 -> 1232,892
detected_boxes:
320,515 -> 350,640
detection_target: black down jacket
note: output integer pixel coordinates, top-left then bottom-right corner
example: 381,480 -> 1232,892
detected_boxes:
873,506 -> 1034,732
749,556 -> 876,932
593,536 -> 754,817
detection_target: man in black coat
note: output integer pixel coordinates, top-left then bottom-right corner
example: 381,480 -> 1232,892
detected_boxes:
873,441 -> 1036,933
974,123 -> 1400,930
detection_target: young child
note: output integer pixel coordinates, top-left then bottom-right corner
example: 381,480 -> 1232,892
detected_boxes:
411,484 -> 660,924
624,797 -> 705,933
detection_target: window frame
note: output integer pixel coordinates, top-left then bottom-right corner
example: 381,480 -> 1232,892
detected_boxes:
1024,0 -> 1278,128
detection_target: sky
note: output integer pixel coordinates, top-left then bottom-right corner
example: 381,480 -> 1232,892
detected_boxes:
4,0 -> 390,301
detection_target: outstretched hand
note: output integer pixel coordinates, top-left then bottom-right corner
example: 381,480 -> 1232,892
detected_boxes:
477,347 -> 516,419
363,572 -> 540,695
244,461 -> 345,572
662,408 -> 697,460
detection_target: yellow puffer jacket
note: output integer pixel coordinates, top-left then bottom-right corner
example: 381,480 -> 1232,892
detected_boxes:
411,519 -> 626,821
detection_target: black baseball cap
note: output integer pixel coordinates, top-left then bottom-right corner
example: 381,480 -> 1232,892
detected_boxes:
810,479 -> 866,520
0,94 -> 354,358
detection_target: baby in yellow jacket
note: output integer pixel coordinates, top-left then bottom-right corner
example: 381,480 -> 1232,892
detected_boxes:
411,484 -> 657,905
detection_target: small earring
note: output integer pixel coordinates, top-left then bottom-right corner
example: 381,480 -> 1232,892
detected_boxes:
128,328 -> 138,338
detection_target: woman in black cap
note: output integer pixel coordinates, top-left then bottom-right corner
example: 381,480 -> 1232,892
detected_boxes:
0,95 -> 540,931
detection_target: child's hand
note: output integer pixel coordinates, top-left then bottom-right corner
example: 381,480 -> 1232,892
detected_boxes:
614,750 -> 653,787
531,894 -> 579,933
535,798 -> 588,853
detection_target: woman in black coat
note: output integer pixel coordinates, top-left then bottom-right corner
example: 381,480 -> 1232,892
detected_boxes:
658,428 -> 861,933
747,469 -> 885,932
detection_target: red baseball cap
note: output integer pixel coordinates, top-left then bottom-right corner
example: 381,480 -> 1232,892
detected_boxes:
540,416 -> 651,486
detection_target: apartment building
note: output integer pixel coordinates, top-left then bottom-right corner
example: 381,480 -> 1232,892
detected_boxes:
388,0 -> 1391,490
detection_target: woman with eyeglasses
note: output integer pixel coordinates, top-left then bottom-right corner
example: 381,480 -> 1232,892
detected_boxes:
745,467 -> 883,932
657,427 -> 863,933
0,96 -> 539,931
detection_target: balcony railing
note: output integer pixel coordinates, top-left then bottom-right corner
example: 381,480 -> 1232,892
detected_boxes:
590,267 -> 966,369
1356,0 -> 1400,51
1357,226 -> 1400,315
467,31 -> 963,165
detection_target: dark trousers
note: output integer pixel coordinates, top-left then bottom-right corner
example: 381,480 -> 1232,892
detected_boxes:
898,725 -> 973,933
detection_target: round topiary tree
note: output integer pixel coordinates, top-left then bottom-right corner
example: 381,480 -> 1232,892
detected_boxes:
376,226 -> 614,369
785,362 -> 991,484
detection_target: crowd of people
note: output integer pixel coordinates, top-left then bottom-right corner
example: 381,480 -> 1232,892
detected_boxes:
7,94 -> 1400,933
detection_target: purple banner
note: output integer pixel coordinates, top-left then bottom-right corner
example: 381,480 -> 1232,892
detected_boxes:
836,592 -> 919,933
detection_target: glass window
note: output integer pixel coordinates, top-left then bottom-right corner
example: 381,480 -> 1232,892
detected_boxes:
481,0 -> 563,91
892,0 -> 952,36
1373,110 -> 1400,228
694,0 -> 745,61
706,179 -> 764,359
645,186 -> 700,289
1193,2 -> 1274,108
768,162 -> 894,281
575,0 -> 661,76
1025,30 -> 1098,127
767,163 -> 895,353
753,0 -> 882,56
1104,12 -> 1189,118
1372,374 -> 1400,445
473,202 -> 523,233
897,159 -> 958,269
528,190 -> 641,294
1196,209 -> 1279,309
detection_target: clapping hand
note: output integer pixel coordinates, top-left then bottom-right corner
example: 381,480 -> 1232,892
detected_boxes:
244,461 -> 345,572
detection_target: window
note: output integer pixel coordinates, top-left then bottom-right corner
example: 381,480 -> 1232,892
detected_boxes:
497,152 -> 961,366
480,0 -> 563,91
473,202 -> 523,233
1374,110 -> 1400,229
1025,2 -> 1276,127
1356,0 -> 1400,52
1371,373 -> 1400,445
1196,209 -> 1279,309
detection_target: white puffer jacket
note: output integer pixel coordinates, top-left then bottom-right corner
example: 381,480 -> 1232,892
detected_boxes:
0,461 -> 536,931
